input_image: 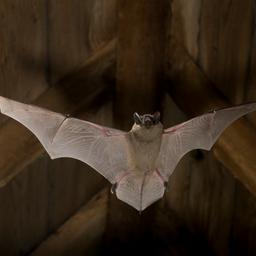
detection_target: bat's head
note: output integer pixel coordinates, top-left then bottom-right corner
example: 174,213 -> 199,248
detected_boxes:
133,112 -> 161,129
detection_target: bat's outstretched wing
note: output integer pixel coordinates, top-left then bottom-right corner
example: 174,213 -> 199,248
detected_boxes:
157,103 -> 256,180
0,96 -> 130,184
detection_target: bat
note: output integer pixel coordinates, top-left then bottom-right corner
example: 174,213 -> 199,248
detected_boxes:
0,96 -> 256,212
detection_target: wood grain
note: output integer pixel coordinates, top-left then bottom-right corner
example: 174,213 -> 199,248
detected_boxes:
0,0 -> 117,253
0,1 -> 48,126
0,103 -> 111,255
229,184 -> 256,255
245,9 -> 256,127
30,189 -> 108,256
0,0 -> 255,254
162,95 -> 235,255
165,39 -> 256,198
105,1 -> 169,254
0,39 -> 115,188
0,157 -> 49,255
115,0 -> 167,128
170,0 -> 255,105
47,0 -> 116,84
198,0 -> 254,104
165,3 -> 256,250
169,0 -> 201,60
0,38 -> 113,253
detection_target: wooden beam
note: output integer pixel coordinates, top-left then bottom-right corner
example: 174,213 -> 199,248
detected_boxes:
105,0 -> 168,254
30,189 -> 108,256
165,39 -> 256,197
0,39 -> 115,187
115,0 -> 167,128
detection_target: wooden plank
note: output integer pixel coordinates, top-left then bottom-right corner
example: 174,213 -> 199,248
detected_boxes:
0,39 -> 115,187
165,39 -> 256,197
229,183 -> 256,255
47,0 -> 116,84
245,9 -> 256,127
86,0 -> 117,49
0,156 -> 49,255
169,0 -> 202,60
0,2 -> 117,255
169,0 -> 255,105
0,1 -> 48,126
167,3 -> 256,254
197,0 -> 254,104
30,189 -> 108,256
186,153 -> 236,255
115,0 -> 167,128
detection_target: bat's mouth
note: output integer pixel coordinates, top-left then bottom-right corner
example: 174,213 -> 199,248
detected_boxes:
144,117 -> 153,128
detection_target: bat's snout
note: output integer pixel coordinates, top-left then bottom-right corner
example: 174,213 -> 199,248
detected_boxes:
144,117 -> 153,128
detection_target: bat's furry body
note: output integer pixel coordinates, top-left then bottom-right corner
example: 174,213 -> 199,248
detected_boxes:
0,96 -> 256,211
128,123 -> 163,174
113,123 -> 165,211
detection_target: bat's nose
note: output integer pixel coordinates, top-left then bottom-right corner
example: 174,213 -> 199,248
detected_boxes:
144,117 -> 152,128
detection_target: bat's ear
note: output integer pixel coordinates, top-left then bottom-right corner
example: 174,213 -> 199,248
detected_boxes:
133,112 -> 142,125
153,111 -> 161,124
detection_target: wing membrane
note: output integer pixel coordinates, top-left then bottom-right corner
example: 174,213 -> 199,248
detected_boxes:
0,96 -> 129,183
157,103 -> 256,179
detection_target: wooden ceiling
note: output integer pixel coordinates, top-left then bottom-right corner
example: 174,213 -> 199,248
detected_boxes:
0,0 -> 255,255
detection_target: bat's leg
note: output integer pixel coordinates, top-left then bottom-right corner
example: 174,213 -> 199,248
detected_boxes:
111,171 -> 130,194
111,183 -> 118,194
111,171 -> 130,195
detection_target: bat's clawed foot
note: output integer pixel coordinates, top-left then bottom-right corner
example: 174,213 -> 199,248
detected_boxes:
111,183 -> 118,194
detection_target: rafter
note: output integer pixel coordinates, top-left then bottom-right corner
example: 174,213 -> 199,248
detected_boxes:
165,39 -> 256,196
31,189 -> 108,256
115,0 -> 166,129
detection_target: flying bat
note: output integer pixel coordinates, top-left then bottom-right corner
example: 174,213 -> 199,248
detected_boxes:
0,96 -> 255,212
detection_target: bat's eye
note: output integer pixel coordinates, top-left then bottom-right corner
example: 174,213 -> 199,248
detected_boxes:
133,112 -> 142,125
